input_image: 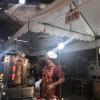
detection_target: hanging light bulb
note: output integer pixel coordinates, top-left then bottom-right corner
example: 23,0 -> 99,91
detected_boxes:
57,42 -> 64,50
19,0 -> 26,4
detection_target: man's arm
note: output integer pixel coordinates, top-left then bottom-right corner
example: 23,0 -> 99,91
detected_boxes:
48,65 -> 65,89
48,77 -> 65,90
53,77 -> 65,87
53,66 -> 65,86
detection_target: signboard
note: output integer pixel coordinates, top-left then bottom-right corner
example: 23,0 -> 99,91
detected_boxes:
65,8 -> 80,24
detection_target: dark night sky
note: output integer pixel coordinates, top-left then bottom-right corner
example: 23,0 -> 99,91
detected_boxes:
0,0 -> 39,4
0,18 -> 22,40
0,0 -> 54,4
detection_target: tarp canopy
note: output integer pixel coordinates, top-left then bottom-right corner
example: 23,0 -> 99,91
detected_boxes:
3,0 -> 100,55
6,0 -> 100,43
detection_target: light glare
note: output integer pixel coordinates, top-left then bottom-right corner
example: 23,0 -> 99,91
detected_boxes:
2,92 -> 6,95
19,0 -> 26,4
57,42 -> 64,50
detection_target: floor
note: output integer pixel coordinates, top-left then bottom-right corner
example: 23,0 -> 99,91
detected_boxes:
0,93 -> 91,100
65,95 -> 89,100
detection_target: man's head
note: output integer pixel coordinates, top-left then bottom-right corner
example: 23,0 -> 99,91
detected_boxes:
39,56 -> 58,67
46,57 -> 54,66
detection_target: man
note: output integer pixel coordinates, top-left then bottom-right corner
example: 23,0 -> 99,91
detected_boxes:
40,57 -> 65,100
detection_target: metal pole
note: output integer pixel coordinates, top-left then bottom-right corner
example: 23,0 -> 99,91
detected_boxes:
58,50 -> 62,100
96,48 -> 99,78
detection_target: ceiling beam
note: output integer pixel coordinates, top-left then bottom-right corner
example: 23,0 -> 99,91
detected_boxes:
41,22 -> 94,37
